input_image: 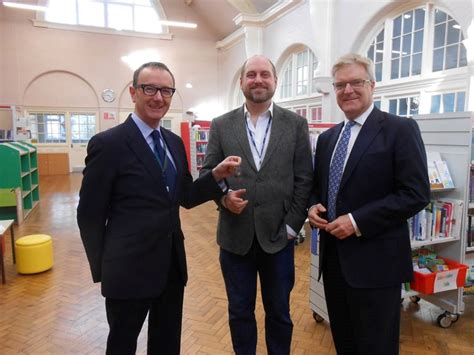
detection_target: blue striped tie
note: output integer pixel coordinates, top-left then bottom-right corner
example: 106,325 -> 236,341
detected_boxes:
327,121 -> 355,221
151,130 -> 176,195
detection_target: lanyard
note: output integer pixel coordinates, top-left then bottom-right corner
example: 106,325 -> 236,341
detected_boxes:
245,116 -> 272,166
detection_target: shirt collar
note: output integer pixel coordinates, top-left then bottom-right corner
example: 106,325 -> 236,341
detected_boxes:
131,112 -> 157,138
243,102 -> 274,121
345,103 -> 374,127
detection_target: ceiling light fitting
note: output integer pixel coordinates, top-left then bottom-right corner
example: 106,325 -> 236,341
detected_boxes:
3,1 -> 47,12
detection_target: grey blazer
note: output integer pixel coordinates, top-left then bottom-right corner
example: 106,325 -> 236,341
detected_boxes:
200,104 -> 313,255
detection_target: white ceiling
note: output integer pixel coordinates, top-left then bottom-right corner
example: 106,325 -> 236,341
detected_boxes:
163,0 -> 281,39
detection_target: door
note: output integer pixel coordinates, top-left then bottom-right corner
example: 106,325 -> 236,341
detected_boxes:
69,113 -> 97,171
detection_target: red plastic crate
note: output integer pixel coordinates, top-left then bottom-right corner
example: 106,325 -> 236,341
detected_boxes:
410,257 -> 468,294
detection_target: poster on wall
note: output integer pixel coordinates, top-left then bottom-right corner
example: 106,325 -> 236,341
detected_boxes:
103,112 -> 117,120
12,106 -> 32,142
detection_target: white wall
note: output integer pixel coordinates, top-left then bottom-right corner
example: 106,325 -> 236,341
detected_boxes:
0,6 -> 222,132
217,0 -> 473,120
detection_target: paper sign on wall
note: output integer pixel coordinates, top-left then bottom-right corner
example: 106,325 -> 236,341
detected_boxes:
103,112 -> 116,120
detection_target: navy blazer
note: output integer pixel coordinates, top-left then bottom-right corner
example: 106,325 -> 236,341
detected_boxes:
77,116 -> 223,299
310,107 -> 430,288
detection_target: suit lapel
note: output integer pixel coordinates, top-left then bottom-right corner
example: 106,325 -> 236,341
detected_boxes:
260,105 -> 284,171
339,109 -> 384,190
322,122 -> 344,202
234,107 -> 258,172
123,116 -> 169,196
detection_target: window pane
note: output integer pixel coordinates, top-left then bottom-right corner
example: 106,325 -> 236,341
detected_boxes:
401,56 -> 410,77
368,45 -> 374,60
457,92 -> 465,111
432,48 -> 444,71
108,4 -> 133,31
435,9 -> 446,24
410,97 -> 419,115
412,53 -> 421,75
431,95 -> 441,113
391,59 -> 399,79
377,29 -> 384,42
460,45 -> 467,66
414,8 -> 425,30
78,1 -> 105,27
374,100 -> 381,109
393,16 -> 402,37
134,5 -> 161,33
413,30 -> 423,52
71,114 -> 96,143
445,45 -> 458,69
392,37 -> 401,58
375,63 -> 382,82
447,20 -> 460,45
389,100 -> 397,114
402,33 -> 412,55
403,11 -> 413,34
443,93 -> 455,112
399,98 -> 407,116
434,23 -> 446,48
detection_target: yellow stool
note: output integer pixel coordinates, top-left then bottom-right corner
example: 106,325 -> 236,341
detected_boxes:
15,234 -> 53,274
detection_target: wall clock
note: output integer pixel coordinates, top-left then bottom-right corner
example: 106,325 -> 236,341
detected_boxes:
101,89 -> 116,103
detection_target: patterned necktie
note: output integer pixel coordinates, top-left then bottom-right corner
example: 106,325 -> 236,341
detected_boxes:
327,120 -> 355,221
151,129 -> 177,195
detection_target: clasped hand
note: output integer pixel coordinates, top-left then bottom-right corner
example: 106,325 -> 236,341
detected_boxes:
307,203 -> 355,239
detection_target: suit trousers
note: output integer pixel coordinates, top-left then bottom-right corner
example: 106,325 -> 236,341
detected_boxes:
322,238 -> 401,355
105,242 -> 185,355
220,238 -> 295,355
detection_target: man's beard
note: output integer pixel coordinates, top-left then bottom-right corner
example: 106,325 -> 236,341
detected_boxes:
243,86 -> 275,104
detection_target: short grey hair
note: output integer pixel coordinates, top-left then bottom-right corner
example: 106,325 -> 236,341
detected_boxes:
132,62 -> 175,87
331,53 -> 375,82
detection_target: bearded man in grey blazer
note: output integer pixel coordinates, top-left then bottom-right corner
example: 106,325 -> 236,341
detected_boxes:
200,55 -> 313,355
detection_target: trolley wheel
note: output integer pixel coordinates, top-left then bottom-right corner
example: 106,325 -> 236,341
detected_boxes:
312,311 -> 324,323
409,296 -> 421,304
451,314 -> 460,323
437,312 -> 455,328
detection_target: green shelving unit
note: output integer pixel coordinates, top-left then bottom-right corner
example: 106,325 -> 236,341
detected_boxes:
0,141 -> 40,223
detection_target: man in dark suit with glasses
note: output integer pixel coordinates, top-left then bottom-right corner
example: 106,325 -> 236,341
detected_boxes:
77,62 -> 240,355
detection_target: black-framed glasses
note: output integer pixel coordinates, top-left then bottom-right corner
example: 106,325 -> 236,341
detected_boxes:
137,84 -> 176,97
333,79 -> 371,92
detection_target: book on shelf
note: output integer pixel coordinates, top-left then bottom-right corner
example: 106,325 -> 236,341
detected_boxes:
426,151 -> 454,189
409,198 -> 463,242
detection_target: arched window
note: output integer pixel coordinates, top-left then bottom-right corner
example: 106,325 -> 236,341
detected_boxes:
279,48 -> 319,100
365,6 -> 467,115
45,0 -> 163,34
367,29 -> 384,82
277,47 -> 322,121
432,9 -> 467,71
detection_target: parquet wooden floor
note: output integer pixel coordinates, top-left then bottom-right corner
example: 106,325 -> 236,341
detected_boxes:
1,174 -> 474,354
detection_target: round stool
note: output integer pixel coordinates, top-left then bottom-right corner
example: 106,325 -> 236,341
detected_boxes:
15,234 -> 53,274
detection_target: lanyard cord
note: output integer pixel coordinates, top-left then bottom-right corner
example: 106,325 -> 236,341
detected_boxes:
245,116 -> 272,166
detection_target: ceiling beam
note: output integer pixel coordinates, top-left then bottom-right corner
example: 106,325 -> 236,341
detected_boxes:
225,0 -> 258,14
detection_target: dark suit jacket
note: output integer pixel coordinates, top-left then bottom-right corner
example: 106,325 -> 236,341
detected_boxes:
200,105 -> 313,255
77,116 -> 223,299
310,107 -> 430,288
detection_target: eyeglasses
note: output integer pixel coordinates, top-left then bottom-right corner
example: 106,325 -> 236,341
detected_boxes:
333,79 -> 371,92
137,84 -> 176,97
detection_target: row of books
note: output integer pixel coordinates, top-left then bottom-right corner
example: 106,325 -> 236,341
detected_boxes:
428,152 -> 454,189
196,143 -> 208,153
195,130 -> 209,141
409,198 -> 463,242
